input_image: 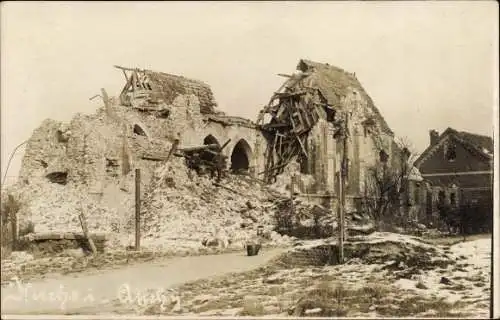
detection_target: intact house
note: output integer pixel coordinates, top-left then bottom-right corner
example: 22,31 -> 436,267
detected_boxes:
413,128 -> 494,231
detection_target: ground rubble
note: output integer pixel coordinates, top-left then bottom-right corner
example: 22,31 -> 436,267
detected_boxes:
120,234 -> 490,318
1,164 -> 300,283
2,132 -> 305,283
1,99 -> 299,251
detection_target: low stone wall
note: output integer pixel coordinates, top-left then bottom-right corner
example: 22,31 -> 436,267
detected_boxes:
273,244 -> 358,268
271,235 -> 456,281
20,233 -> 107,256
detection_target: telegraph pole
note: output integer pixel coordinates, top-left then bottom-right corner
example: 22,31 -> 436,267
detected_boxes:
338,112 -> 349,264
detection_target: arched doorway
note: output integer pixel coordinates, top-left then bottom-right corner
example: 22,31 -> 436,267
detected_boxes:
230,139 -> 252,173
203,134 -> 220,147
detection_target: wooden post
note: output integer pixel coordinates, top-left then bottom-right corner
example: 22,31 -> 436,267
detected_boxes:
78,211 -> 97,255
135,168 -> 141,250
337,173 -> 344,263
338,112 -> 349,264
166,139 -> 180,163
290,173 -> 295,231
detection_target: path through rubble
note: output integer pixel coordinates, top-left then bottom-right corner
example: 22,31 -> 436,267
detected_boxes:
1,247 -> 284,315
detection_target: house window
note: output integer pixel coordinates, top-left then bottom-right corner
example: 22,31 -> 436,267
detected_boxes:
438,190 -> 446,205
426,190 -> 433,217
445,142 -> 457,162
414,183 -> 420,204
450,192 -> 456,207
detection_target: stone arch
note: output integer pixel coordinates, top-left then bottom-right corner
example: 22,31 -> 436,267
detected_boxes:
230,139 -> 253,173
203,134 -> 220,147
133,124 -> 148,137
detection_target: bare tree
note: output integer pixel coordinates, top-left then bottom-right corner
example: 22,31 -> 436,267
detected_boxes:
394,136 -> 420,166
362,135 -> 416,230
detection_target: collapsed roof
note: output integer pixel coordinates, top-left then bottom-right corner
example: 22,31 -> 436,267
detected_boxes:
115,65 -> 217,114
257,59 -> 395,182
293,59 -> 393,135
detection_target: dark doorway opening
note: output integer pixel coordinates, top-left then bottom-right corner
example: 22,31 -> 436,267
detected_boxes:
230,139 -> 252,173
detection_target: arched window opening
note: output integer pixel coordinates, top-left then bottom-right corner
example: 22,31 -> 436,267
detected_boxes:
203,134 -> 220,147
299,153 -> 310,174
199,135 -> 221,165
231,139 -> 252,174
46,171 -> 68,185
445,142 -> 457,162
133,124 -> 147,137
299,140 -> 310,174
379,150 -> 389,163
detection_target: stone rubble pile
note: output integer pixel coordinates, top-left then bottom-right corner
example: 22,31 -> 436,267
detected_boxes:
4,107 -> 295,253
4,93 -> 328,255
138,158 -> 294,250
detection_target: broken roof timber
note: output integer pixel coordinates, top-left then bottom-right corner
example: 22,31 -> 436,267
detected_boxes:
115,65 -> 218,114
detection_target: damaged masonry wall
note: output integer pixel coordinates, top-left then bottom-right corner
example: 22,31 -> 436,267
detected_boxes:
259,59 -> 398,213
8,67 -> 270,249
9,61 -> 405,248
115,65 -> 267,175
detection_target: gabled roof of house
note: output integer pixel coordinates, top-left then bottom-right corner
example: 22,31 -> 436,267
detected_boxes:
285,59 -> 393,135
414,127 -> 494,168
457,131 -> 494,154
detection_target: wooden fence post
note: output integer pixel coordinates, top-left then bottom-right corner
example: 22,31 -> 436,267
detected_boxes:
135,168 -> 141,250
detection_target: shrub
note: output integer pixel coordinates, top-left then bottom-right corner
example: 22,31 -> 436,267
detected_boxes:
1,194 -> 21,248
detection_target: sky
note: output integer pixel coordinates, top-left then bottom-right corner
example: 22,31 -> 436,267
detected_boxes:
1,1 -> 498,185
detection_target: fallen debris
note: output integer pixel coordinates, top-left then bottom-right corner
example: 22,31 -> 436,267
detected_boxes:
175,140 -> 231,182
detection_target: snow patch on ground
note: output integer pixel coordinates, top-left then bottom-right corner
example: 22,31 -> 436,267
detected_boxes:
393,237 -> 491,317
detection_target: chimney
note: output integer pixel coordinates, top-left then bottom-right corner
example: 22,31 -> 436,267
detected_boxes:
429,130 -> 439,146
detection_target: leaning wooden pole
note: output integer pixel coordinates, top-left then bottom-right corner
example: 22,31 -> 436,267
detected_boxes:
135,168 -> 141,250
78,208 -> 97,255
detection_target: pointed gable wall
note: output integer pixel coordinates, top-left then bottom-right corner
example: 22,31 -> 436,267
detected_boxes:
418,135 -> 492,174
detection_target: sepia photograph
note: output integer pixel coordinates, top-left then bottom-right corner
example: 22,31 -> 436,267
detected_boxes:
1,1 -> 498,318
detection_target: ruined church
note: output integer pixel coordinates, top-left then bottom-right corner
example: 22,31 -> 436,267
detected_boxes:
113,59 -> 409,213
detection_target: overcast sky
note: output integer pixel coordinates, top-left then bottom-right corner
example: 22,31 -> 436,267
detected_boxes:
1,1 -> 498,184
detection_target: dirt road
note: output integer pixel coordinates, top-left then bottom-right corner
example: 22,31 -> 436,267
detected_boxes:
1,248 -> 284,315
